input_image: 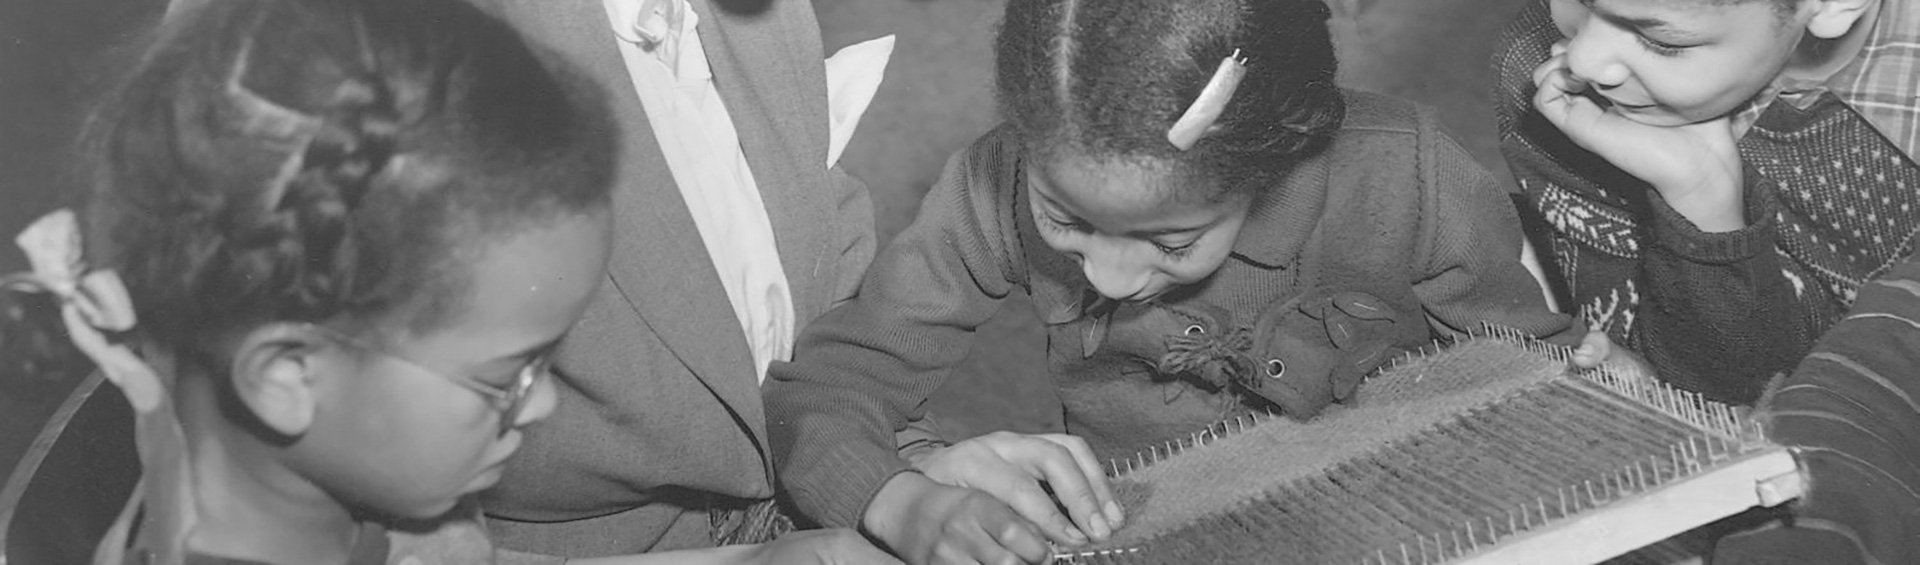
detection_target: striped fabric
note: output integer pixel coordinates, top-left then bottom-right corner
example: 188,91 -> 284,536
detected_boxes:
1735,257 -> 1920,563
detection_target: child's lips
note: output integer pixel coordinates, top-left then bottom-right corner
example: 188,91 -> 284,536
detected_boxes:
1585,89 -> 1654,111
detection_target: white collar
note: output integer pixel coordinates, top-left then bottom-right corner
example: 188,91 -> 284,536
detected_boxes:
602,0 -> 696,73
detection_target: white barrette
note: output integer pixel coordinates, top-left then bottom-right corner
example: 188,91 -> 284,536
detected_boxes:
1167,49 -> 1249,151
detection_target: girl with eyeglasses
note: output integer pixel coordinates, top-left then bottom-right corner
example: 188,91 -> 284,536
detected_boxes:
2,0 -> 614,561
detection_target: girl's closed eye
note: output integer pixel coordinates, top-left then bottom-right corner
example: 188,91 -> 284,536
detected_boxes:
1153,240 -> 1196,259
1634,34 -> 1695,57
1044,213 -> 1092,234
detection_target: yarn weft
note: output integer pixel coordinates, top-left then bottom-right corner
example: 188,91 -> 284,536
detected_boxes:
1056,329 -> 1800,565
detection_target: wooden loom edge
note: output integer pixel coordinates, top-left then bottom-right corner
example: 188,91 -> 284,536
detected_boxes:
1451,447 -> 1802,565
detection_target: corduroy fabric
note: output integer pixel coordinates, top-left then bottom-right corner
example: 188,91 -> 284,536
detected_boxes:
1495,0 -> 1920,405
1714,257 -> 1920,565
765,91 -> 1580,530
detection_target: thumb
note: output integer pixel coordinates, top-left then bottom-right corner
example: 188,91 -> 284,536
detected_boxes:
1572,330 -> 1611,369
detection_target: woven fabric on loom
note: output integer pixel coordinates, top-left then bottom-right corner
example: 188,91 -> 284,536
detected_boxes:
1059,333 -> 1774,565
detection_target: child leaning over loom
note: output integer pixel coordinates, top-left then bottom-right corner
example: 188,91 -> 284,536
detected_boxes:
763,0 -> 1584,562
0,0 -> 893,563
1495,0 -> 1920,404
0,0 -> 611,561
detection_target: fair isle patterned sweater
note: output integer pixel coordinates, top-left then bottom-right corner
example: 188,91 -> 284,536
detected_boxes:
1495,1 -> 1920,404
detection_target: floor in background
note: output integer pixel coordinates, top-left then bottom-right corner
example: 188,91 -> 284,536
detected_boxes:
817,0 -> 1535,440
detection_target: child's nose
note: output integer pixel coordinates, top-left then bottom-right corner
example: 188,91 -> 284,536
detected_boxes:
1081,249 -> 1152,301
1563,31 -> 1631,88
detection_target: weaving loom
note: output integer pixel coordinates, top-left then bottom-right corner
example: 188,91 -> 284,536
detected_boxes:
1055,329 -> 1803,564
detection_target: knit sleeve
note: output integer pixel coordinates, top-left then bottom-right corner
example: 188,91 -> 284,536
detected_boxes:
1411,111 -> 1581,346
1630,167 -> 1823,403
1712,257 -> 1920,564
763,132 -> 1025,530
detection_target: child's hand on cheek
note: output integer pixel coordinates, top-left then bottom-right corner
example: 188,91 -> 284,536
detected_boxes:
1532,42 -> 1747,233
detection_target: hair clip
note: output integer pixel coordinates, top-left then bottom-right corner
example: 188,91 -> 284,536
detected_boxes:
219,33 -> 325,211
1167,49 -> 1249,151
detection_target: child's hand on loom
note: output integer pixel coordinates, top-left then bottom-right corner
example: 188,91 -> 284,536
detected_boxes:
863,472 -> 1051,564
743,529 -> 904,565
1532,42 -> 1745,233
1571,330 -> 1655,380
907,431 -> 1124,547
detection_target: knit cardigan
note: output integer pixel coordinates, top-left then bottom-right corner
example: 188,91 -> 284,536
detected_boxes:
764,91 -> 1579,530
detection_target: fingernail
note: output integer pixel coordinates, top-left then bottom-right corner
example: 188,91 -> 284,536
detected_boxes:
1091,514 -> 1111,540
1106,501 -> 1124,526
1066,526 -> 1088,545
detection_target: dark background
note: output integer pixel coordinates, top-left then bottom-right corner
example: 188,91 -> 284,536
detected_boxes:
0,0 -> 1534,482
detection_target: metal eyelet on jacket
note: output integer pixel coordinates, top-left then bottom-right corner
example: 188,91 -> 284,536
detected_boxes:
1184,324 -> 1206,336
1265,358 -> 1286,379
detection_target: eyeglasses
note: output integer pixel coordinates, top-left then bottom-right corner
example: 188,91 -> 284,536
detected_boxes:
304,323 -> 552,436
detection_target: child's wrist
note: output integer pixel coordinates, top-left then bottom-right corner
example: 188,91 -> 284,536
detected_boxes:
1656,169 -> 1745,233
860,471 -> 929,549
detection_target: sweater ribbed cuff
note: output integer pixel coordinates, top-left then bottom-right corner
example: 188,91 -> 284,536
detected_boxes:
1647,163 -> 1778,264
791,438 -> 916,531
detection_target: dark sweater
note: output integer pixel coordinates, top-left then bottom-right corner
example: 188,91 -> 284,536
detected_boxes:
1494,0 -> 1920,404
763,92 -> 1579,530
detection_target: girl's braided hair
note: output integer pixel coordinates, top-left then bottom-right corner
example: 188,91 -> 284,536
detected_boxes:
996,0 -> 1344,195
1,0 -> 616,378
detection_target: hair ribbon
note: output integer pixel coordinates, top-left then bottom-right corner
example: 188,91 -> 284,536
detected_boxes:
8,209 -> 201,563
1167,49 -> 1249,151
6,209 -> 162,413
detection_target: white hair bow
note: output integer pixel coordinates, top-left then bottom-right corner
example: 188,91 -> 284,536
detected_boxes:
5,209 -> 163,413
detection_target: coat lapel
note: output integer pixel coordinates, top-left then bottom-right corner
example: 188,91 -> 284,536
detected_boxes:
692,0 -> 839,322
475,0 -> 767,451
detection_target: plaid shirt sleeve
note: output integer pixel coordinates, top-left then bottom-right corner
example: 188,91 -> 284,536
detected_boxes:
1829,0 -> 1920,160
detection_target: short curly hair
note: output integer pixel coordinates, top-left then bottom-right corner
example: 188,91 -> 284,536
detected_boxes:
995,0 -> 1345,196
